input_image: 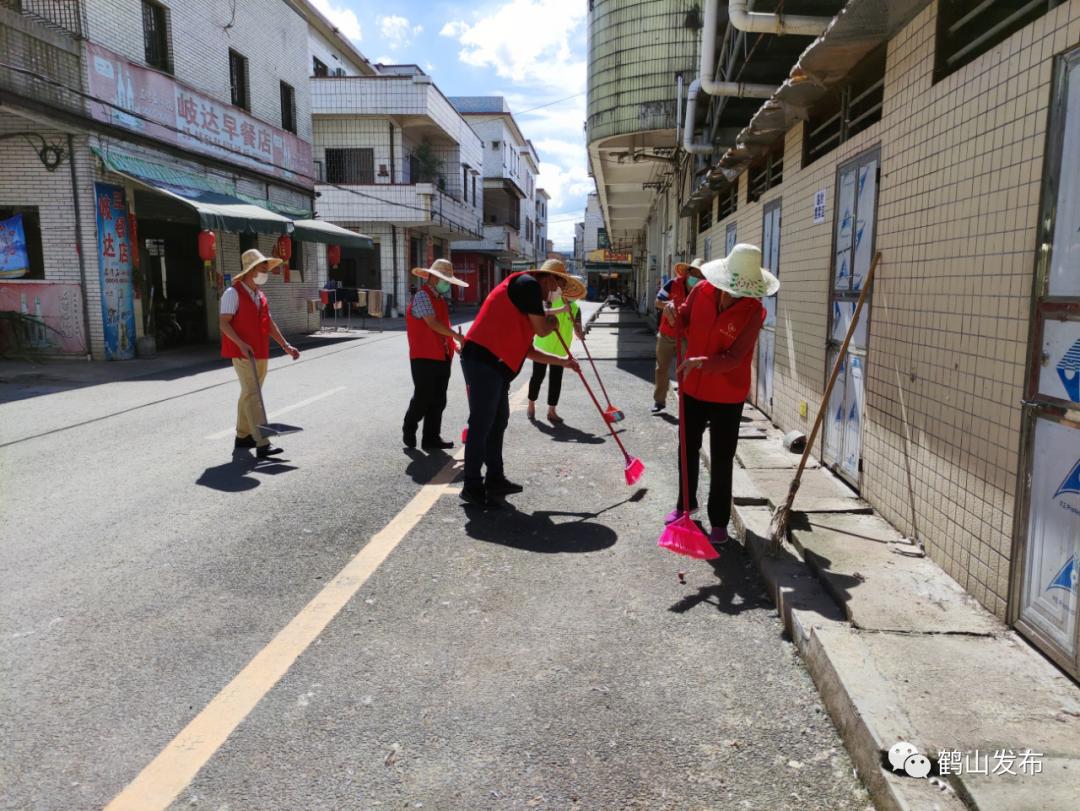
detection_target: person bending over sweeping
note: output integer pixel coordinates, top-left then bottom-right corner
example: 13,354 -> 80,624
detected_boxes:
527,279 -> 585,424
460,259 -> 586,509
402,259 -> 467,450
663,244 -> 779,546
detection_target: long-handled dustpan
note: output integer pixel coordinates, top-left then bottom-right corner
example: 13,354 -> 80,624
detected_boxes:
553,330 -> 644,485
658,322 -> 717,560
579,338 -> 624,423
248,352 -> 302,438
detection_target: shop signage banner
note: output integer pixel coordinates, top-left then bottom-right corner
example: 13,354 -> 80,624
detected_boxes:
94,183 -> 137,360
1039,319 -> 1080,404
0,214 -> 30,279
1022,417 -> 1080,658
84,42 -> 313,189
0,282 -> 86,354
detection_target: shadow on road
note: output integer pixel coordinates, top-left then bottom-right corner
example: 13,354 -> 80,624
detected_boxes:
527,417 -> 606,445
667,544 -> 774,616
403,447 -> 453,484
195,452 -> 299,491
464,504 -> 620,554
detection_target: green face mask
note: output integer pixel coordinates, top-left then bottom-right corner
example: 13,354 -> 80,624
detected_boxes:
685,275 -> 700,289
435,279 -> 452,294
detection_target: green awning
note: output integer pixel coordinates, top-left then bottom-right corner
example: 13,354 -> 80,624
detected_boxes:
93,147 -> 295,236
291,219 -> 373,249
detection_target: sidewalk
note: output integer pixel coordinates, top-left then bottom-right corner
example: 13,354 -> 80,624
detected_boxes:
729,411 -> 1080,811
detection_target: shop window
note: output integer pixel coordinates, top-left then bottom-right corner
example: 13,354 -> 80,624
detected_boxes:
698,201 -> 713,233
935,0 -> 1066,82
748,143 -> 784,203
313,56 -> 329,77
804,45 -> 885,166
326,148 -> 374,184
0,207 -> 45,280
142,1 -> 172,74
229,49 -> 249,110
280,82 -> 296,134
717,182 -> 738,220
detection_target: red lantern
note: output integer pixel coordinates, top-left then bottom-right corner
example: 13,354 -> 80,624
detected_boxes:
327,244 -> 341,269
197,229 -> 216,270
274,234 -> 292,273
128,214 -> 139,269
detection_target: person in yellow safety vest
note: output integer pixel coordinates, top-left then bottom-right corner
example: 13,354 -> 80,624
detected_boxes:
526,278 -> 586,423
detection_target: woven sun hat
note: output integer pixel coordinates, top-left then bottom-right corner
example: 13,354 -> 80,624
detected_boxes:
673,257 -> 704,278
700,243 -> 780,298
532,258 -> 587,300
411,257 -> 469,288
237,248 -> 283,280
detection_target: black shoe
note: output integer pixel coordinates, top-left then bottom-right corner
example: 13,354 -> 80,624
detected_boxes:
256,444 -> 284,458
234,435 -> 256,449
460,484 -> 500,510
486,476 -> 524,495
421,437 -> 454,450
651,402 -> 665,414
403,429 -> 417,449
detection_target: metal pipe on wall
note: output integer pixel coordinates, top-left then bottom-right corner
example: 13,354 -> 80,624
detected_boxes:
728,0 -> 831,37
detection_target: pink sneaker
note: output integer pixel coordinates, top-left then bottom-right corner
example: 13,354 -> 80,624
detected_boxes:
664,508 -> 697,525
709,527 -> 729,546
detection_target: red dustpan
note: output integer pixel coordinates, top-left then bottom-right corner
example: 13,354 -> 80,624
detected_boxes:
658,328 -> 716,560
554,329 -> 644,486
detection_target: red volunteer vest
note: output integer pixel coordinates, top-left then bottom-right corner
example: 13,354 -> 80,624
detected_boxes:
221,282 -> 271,359
407,284 -> 454,361
681,284 -> 765,403
658,276 -> 689,338
464,272 -> 535,373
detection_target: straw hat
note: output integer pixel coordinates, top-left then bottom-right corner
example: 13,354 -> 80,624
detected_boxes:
673,257 -> 704,277
700,243 -> 780,298
532,258 -> 587,300
411,257 -> 469,288
236,248 -> 282,280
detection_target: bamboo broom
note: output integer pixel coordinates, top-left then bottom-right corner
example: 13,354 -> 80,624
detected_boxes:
768,251 -> 881,553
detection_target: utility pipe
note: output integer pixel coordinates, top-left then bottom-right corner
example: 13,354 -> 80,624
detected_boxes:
727,0 -> 831,37
698,0 -> 778,98
682,80 -> 713,154
675,72 -> 684,148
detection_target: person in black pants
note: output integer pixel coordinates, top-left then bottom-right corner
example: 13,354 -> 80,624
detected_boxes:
460,260 -> 586,509
403,260 -> 466,450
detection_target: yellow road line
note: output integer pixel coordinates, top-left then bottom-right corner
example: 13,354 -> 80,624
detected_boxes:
105,383 -> 528,810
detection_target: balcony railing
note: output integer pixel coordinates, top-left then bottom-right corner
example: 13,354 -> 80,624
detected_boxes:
0,0 -> 84,38
0,2 -> 84,115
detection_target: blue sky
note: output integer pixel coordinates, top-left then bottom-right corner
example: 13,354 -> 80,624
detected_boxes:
310,0 -> 591,250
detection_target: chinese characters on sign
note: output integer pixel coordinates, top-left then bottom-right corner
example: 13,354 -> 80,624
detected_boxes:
84,42 -> 312,188
937,750 -> 1044,777
94,183 -> 137,360
813,189 -> 827,224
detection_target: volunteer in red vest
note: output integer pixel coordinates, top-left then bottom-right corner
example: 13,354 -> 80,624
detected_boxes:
666,244 -> 779,546
653,257 -> 704,414
460,259 -> 586,509
219,248 -> 301,458
403,259 -> 467,450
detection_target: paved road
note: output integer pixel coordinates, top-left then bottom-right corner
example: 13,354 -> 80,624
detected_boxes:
0,305 -> 871,810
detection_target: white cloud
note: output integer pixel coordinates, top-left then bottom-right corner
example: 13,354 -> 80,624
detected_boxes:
439,0 -> 587,93
425,62 -> 435,72
310,0 -> 362,42
373,55 -> 394,64
379,15 -> 421,50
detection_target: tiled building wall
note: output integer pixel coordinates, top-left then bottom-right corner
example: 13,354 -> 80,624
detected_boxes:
698,0 -> 1080,619
83,0 -> 312,143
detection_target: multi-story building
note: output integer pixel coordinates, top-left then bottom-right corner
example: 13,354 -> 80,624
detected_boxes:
588,0 -> 1080,681
449,97 -> 543,299
0,0 -> 364,359
301,7 -> 484,313
536,188 -> 551,262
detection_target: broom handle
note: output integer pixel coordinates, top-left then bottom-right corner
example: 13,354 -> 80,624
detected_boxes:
675,319 -> 692,515
580,337 -> 614,408
785,251 -> 881,502
553,329 -> 633,461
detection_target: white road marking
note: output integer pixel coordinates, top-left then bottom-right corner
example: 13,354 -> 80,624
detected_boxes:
206,387 -> 347,439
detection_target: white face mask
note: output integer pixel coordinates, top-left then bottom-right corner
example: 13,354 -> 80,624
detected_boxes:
253,271 -> 269,286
